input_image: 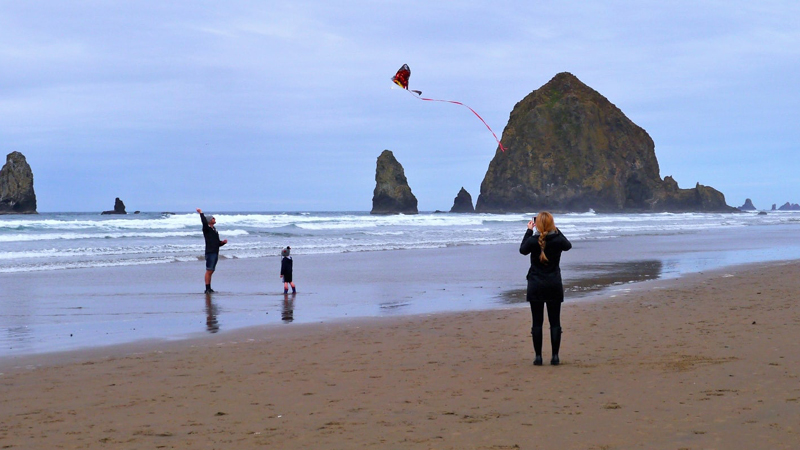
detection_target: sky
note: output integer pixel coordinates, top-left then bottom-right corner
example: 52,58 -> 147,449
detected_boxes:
1,1 -> 798,212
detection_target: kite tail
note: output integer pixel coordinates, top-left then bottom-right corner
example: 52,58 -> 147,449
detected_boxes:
407,90 -> 506,152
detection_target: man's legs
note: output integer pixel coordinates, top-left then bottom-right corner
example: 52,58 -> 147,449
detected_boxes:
204,253 -> 218,293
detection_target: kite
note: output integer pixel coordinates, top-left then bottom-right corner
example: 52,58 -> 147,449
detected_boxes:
391,64 -> 506,152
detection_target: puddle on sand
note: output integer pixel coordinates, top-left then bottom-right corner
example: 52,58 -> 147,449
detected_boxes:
500,260 -> 663,304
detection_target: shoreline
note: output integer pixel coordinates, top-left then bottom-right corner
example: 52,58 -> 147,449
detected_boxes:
0,257 -> 790,372
2,260 -> 799,448
4,229 -> 800,358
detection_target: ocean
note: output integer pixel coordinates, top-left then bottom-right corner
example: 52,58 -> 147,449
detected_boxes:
2,210 -> 799,274
3,210 -> 800,358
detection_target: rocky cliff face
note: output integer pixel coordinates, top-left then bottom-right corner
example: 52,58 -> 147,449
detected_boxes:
476,72 -> 733,213
450,187 -> 475,213
778,202 -> 800,211
102,198 -> 127,215
0,151 -> 37,214
371,150 -> 418,215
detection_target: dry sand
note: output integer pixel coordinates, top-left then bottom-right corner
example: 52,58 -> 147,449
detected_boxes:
1,261 -> 799,449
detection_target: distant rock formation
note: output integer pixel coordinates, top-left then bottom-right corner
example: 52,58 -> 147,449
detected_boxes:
0,151 -> 37,214
476,72 -> 734,213
371,150 -> 418,215
777,202 -> 800,211
102,197 -> 127,215
737,199 -> 757,211
450,187 -> 475,213
772,204 -> 777,211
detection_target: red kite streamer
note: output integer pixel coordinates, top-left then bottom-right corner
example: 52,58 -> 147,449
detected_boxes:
391,64 -> 506,152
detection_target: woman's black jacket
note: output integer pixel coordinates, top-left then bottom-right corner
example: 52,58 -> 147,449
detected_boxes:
520,228 -> 572,302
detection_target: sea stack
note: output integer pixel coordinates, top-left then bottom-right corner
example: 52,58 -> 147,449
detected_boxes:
778,202 -> 800,211
737,199 -> 757,211
102,198 -> 127,215
0,151 -> 37,214
450,187 -> 475,213
371,150 -> 418,215
476,72 -> 733,213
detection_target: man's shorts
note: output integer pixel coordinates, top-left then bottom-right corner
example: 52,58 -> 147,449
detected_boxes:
205,253 -> 219,271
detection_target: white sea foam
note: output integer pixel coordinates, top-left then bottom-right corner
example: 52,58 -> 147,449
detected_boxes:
0,229 -> 249,242
0,211 -> 798,273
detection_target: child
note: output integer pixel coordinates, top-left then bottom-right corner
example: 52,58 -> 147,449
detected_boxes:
280,246 -> 296,294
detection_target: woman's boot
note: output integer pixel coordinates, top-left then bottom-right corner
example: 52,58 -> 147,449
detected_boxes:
550,326 -> 562,365
531,326 -> 543,365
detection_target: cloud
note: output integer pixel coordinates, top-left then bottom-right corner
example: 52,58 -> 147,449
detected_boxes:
1,1 -> 798,211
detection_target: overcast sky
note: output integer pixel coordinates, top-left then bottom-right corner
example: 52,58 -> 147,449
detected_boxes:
1,1 -> 798,212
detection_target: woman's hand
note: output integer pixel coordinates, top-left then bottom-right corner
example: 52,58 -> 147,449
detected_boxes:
527,220 -> 535,230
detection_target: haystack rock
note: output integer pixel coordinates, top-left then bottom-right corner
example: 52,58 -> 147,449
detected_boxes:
476,72 -> 734,213
371,150 -> 418,215
450,187 -> 475,213
737,198 -> 757,211
101,197 -> 127,215
0,151 -> 37,214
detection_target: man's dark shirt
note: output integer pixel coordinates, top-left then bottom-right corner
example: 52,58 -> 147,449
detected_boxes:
200,213 -> 225,254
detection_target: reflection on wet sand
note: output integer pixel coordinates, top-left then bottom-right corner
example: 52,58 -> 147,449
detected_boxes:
205,294 -> 219,333
282,293 -> 295,323
502,260 -> 663,304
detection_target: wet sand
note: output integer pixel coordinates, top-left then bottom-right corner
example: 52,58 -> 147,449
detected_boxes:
5,224 -> 800,357
2,261 -> 799,449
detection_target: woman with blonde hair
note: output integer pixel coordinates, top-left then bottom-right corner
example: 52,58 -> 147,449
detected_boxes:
520,212 -> 572,365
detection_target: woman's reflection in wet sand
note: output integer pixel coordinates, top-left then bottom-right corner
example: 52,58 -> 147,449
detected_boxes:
282,292 -> 295,323
205,293 -> 219,333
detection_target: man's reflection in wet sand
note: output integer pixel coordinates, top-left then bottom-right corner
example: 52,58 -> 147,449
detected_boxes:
205,293 -> 219,333
282,292 -> 295,323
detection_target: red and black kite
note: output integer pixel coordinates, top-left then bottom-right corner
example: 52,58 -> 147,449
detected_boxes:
391,64 -> 505,152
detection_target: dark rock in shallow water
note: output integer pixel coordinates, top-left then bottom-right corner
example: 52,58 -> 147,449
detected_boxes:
737,198 -> 757,211
450,187 -> 475,213
371,150 -> 418,215
653,177 -> 732,212
102,197 -> 127,215
778,202 -> 800,211
758,211 -> 767,215
475,72 -> 734,213
0,151 -> 37,214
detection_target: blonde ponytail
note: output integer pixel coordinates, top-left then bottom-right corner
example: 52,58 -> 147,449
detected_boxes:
538,231 -> 549,264
534,211 -> 556,264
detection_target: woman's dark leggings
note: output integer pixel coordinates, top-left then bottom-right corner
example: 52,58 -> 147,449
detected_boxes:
530,301 -> 562,357
529,301 -> 561,328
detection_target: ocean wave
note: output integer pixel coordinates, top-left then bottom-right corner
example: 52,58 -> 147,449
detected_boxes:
0,229 -> 249,243
1,211 -> 799,273
0,256 -> 180,273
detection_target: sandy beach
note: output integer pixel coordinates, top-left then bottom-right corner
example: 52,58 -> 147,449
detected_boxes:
1,260 -> 799,449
